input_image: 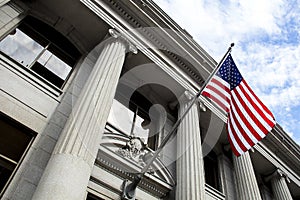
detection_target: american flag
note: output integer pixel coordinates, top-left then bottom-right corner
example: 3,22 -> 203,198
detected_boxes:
202,54 -> 276,156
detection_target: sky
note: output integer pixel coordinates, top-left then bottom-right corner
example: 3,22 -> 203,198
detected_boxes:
153,0 -> 300,145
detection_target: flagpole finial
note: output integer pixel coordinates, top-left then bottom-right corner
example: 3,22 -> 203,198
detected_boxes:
228,43 -> 235,53
229,43 -> 234,51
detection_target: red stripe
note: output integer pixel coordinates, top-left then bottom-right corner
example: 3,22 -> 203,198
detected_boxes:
226,121 -> 240,156
239,81 -> 275,128
232,88 -> 269,135
211,77 -> 230,93
205,84 -> 230,104
243,81 -> 275,120
230,93 -> 262,141
227,114 -> 247,152
229,106 -> 255,147
202,91 -> 230,113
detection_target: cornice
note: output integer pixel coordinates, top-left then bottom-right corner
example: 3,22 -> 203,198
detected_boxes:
93,0 -> 217,85
262,124 -> 300,174
254,143 -> 300,187
273,124 -> 300,155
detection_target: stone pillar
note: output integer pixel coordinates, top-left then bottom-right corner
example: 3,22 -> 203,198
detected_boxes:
176,91 -> 206,200
270,169 -> 293,200
0,0 -> 9,7
233,151 -> 262,200
32,29 -> 137,200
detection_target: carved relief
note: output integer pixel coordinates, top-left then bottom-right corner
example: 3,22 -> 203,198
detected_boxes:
117,136 -> 147,165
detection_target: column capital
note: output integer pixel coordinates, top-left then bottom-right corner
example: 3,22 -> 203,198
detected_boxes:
170,90 -> 206,113
168,90 -> 192,110
180,90 -> 194,101
269,168 -> 293,200
266,168 -> 290,183
109,29 -> 138,54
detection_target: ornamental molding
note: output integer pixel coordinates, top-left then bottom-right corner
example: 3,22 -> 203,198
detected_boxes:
109,29 -> 138,54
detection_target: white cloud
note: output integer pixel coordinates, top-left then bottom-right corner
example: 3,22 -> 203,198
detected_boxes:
155,0 -> 290,58
235,43 -> 300,110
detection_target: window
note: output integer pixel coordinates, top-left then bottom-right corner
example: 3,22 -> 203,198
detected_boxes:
0,16 -> 80,88
106,86 -> 166,151
204,151 -> 221,191
107,99 -> 158,150
86,193 -> 104,200
0,114 -> 35,196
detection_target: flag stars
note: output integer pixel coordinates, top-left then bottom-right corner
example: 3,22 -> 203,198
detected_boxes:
217,54 -> 243,90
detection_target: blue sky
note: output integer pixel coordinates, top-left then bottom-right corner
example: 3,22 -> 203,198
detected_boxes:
154,0 -> 300,145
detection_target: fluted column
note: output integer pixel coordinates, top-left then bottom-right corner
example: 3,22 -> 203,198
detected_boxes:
270,169 -> 293,200
0,0 -> 9,7
32,29 -> 137,200
176,91 -> 206,200
233,151 -> 262,200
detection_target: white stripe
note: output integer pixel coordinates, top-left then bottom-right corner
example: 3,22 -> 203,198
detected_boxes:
214,76 -> 230,89
208,81 -> 231,99
203,87 -> 230,110
240,82 -> 275,124
231,90 -> 266,138
228,111 -> 251,149
227,120 -> 244,155
236,85 -> 273,131
229,102 -> 259,144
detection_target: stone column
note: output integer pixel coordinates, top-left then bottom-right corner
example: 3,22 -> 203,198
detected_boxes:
0,0 -> 9,7
32,29 -> 137,200
270,169 -> 293,200
233,151 -> 262,200
176,91 -> 206,200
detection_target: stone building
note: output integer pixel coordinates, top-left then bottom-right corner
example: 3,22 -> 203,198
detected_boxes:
0,0 -> 299,199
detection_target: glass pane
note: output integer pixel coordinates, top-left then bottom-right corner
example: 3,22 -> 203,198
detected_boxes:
37,49 -> 72,80
0,158 -> 15,193
0,117 -> 33,194
0,29 -> 43,67
107,100 -> 134,135
133,115 -> 149,143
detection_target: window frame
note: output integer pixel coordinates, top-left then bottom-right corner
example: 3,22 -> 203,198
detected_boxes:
106,97 -> 160,151
204,151 -> 221,191
0,15 -> 81,89
0,113 -> 36,197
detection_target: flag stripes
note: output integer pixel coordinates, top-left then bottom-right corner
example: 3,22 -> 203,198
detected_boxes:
202,76 -> 231,113
242,81 -> 275,124
201,54 -> 275,156
228,81 -> 275,156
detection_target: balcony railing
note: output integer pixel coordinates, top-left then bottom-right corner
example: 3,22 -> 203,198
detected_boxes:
205,183 -> 225,200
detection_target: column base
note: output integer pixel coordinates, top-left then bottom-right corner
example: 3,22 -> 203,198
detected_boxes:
32,153 -> 92,200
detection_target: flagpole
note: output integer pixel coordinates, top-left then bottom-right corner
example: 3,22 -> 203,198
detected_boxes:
121,43 -> 234,200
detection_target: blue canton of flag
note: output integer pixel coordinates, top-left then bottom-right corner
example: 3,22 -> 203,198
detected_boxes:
217,56 -> 243,90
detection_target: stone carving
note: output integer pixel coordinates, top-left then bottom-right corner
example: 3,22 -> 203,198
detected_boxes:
117,136 -> 146,164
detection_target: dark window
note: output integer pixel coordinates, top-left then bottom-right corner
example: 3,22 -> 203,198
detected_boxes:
0,16 -> 80,88
86,193 -> 104,200
204,151 -> 221,191
0,114 -> 35,196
